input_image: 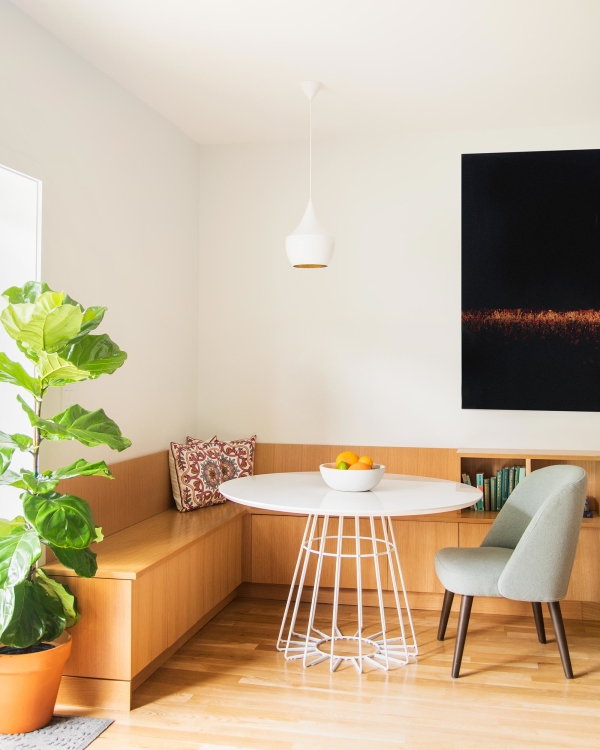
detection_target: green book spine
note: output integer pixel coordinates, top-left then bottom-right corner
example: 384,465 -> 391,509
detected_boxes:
514,467 -> 521,489
483,478 -> 490,511
490,478 -> 497,512
496,471 -> 503,509
518,466 -> 527,483
502,467 -> 509,504
476,473 -> 485,511
508,467 -> 515,495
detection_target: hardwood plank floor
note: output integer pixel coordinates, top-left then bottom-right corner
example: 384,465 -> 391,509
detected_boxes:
82,597 -> 600,749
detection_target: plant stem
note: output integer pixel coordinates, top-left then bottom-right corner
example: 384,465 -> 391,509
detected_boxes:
32,396 -> 42,477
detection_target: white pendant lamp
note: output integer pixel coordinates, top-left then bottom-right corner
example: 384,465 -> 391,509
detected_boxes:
286,81 -> 334,269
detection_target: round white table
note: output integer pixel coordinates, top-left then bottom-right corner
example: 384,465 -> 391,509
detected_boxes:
219,472 -> 481,673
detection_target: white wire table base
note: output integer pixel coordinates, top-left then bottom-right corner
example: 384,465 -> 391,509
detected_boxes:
276,514 -> 418,673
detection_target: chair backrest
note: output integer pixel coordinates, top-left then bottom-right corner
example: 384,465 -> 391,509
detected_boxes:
481,464 -> 587,602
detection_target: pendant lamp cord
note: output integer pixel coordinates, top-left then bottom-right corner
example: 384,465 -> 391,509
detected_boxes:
309,98 -> 312,201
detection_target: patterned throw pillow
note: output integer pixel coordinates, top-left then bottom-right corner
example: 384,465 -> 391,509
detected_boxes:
169,437 -> 224,512
188,434 -> 256,488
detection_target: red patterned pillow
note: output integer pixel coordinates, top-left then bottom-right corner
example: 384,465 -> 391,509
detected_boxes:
169,438 -> 224,512
188,434 -> 256,485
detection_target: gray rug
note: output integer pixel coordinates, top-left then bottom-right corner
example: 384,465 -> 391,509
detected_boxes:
0,716 -> 113,749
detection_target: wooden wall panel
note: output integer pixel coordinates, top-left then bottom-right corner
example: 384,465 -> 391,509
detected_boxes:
201,517 -> 243,613
56,451 -> 173,538
167,542 -> 205,644
459,523 -> 492,548
242,513 -> 252,582
390,520 -> 458,593
566,528 -> 600,603
166,517 -> 243,644
252,515 -> 316,584
131,563 -> 169,677
254,444 -> 460,481
56,576 -> 132,681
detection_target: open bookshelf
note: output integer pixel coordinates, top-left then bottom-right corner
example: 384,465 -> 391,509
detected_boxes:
457,448 -> 600,526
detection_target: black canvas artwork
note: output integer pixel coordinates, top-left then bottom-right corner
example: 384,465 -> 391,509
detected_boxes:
462,148 -> 600,412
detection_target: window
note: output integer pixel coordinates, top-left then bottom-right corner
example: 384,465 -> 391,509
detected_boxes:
0,164 -> 41,519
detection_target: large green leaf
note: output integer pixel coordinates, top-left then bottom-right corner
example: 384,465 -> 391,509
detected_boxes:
50,459 -> 114,481
0,581 -> 46,648
2,281 -> 51,305
8,470 -> 58,494
19,397 -> 131,452
0,292 -> 83,354
49,545 -> 97,578
0,470 -> 21,488
0,446 -> 15,475
33,580 -> 67,642
60,334 -> 127,378
0,429 -> 32,452
13,460 -> 114,494
22,491 -> 96,549
0,518 -> 26,537
0,353 -> 40,396
36,351 -> 91,387
35,569 -> 79,628
66,304 -> 107,344
0,527 -> 41,589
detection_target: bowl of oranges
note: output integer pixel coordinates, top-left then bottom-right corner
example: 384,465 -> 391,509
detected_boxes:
320,451 -> 385,492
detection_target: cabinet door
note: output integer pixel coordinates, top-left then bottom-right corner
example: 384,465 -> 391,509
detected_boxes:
566,528 -> 600,603
459,523 -> 492,548
390,521 -> 458,593
252,514 -> 315,584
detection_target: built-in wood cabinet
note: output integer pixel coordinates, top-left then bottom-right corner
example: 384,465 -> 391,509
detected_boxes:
247,444 -> 600,618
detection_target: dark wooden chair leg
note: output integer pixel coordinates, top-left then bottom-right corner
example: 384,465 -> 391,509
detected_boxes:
532,602 -> 546,644
451,595 -> 473,678
548,601 -> 574,679
437,589 -> 455,641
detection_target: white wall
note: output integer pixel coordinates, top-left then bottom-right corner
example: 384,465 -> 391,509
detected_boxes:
198,125 -> 600,450
0,0 -> 200,469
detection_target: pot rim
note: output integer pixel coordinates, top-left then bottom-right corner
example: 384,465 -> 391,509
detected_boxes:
0,630 -> 71,671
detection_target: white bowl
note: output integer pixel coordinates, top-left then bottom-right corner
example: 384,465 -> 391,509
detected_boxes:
320,463 -> 385,492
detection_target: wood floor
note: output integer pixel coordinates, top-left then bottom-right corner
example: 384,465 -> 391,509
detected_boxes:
82,596 -> 600,749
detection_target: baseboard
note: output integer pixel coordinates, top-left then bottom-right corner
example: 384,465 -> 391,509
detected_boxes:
56,676 -> 131,712
56,586 -> 241,711
238,582 -> 587,620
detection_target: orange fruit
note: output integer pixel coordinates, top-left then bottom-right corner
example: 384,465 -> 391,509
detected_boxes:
335,451 -> 359,467
358,456 -> 373,468
348,461 -> 370,470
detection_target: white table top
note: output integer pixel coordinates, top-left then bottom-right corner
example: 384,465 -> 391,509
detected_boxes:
219,472 -> 482,517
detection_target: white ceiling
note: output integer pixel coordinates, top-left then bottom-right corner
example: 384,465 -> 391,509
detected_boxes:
10,0 -> 600,144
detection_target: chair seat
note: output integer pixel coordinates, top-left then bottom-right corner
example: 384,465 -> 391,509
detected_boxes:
434,546 -> 513,597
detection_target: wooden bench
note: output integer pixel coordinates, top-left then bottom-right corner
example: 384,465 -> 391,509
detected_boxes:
44,453 -> 245,710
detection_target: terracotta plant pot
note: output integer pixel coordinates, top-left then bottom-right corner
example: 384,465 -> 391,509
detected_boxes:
0,632 -> 72,734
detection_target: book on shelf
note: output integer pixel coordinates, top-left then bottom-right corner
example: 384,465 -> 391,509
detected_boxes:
496,471 -> 503,510
475,473 -> 484,511
462,465 -> 527,512
502,467 -> 509,506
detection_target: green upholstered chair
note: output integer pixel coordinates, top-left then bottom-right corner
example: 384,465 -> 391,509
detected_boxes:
435,464 -> 587,678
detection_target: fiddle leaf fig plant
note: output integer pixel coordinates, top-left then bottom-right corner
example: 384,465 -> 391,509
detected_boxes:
0,282 -> 130,651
